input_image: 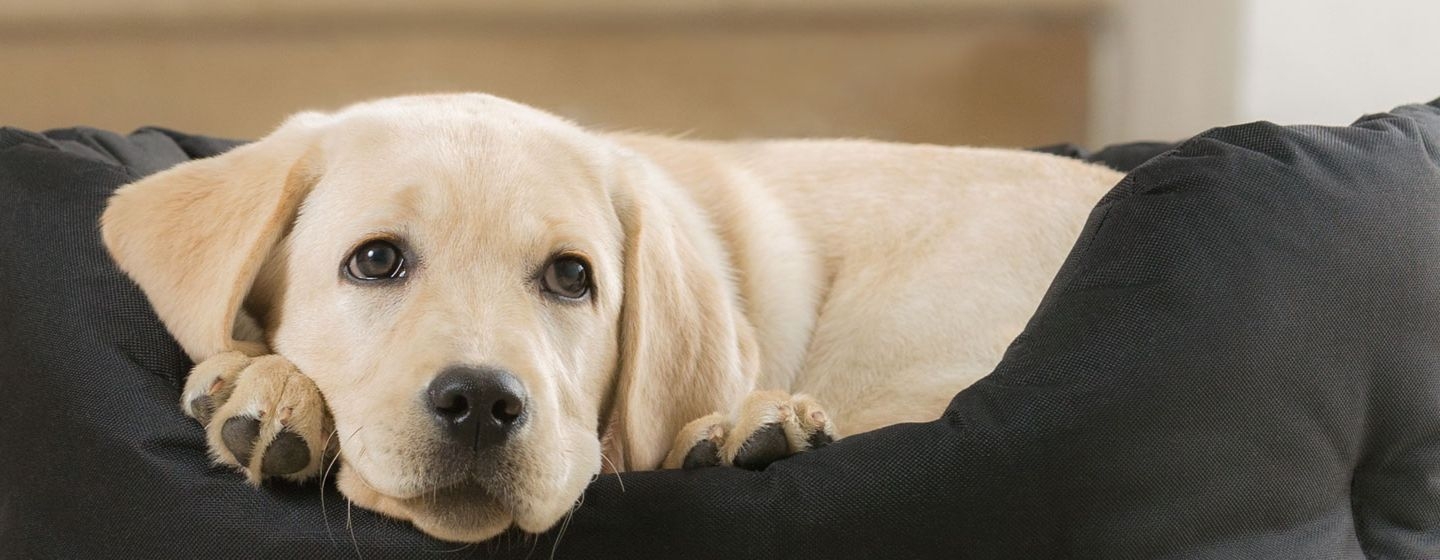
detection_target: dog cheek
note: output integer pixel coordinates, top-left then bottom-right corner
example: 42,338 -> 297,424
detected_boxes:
510,421 -> 601,533
512,443 -> 600,533
336,465 -> 414,523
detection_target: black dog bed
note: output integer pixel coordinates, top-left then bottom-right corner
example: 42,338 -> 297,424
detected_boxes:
3,99 -> 1439,559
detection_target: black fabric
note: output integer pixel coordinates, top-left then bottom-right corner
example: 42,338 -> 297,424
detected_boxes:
4,100 -> 1440,559
1029,141 -> 1174,172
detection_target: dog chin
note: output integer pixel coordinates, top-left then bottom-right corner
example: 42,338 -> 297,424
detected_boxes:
334,463 -> 581,544
337,467 -> 520,543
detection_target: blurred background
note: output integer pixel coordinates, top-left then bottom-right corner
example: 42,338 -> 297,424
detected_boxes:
2,0 -> 1435,148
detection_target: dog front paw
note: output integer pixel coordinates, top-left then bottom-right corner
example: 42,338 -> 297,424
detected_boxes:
663,390 -> 837,470
182,351 -> 334,484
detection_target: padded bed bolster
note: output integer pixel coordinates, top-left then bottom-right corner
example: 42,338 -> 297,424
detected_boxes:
2,99 -> 1439,558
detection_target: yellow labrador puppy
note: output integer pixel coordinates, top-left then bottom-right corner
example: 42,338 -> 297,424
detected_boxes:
100,94 -> 1123,542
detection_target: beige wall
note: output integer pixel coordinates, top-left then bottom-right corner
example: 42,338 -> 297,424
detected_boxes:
0,1 -> 1099,147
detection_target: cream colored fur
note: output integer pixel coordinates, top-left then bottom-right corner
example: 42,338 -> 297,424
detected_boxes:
100,93 -> 1123,542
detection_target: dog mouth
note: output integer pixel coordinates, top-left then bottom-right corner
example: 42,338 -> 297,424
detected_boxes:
399,481 -> 516,542
338,465 -> 517,542
329,422 -> 598,542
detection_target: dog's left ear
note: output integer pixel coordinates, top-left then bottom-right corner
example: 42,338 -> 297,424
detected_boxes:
605,153 -> 759,470
101,115 -> 326,362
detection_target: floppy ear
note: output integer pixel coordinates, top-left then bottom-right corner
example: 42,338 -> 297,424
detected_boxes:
100,118 -> 323,363
606,155 -> 759,470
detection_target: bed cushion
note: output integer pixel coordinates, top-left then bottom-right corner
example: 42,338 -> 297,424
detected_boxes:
2,99 -> 1438,558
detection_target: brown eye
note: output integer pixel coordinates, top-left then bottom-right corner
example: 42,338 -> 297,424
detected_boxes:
346,240 -> 406,281
542,255 -> 590,300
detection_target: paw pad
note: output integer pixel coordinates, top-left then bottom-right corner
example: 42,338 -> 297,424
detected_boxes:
681,439 -> 722,469
732,423 -> 790,470
261,431 -> 311,476
181,351 -> 331,483
665,392 -> 839,470
189,395 -> 216,425
221,416 -> 261,466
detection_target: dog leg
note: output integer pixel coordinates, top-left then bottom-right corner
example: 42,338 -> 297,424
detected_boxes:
181,351 -> 333,484
662,390 -> 837,470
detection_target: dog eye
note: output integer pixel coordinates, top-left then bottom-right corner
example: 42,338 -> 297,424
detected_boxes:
346,240 -> 407,281
542,255 -> 590,300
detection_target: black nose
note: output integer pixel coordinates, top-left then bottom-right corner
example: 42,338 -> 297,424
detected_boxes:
427,366 -> 528,449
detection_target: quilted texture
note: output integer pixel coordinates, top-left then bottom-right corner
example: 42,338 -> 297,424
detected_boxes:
2,99 -> 1439,558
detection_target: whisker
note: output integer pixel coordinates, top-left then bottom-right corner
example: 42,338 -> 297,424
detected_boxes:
318,426 -> 341,543
548,493 -> 585,560
322,426 -> 365,544
347,496 -> 363,560
524,530 -> 541,560
549,510 -> 575,560
436,540 -> 475,554
599,453 -> 625,493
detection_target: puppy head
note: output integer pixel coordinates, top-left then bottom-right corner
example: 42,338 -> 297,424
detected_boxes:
101,94 -> 752,541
